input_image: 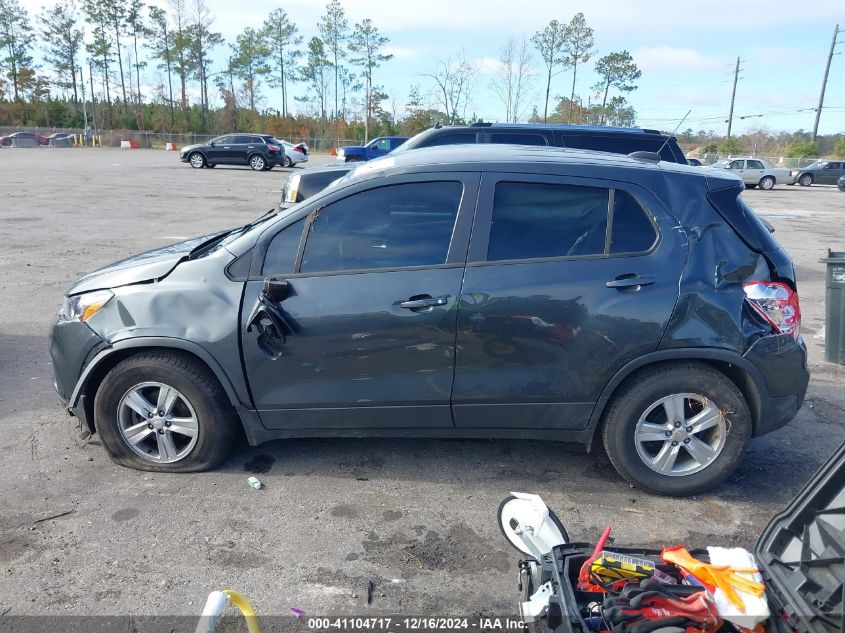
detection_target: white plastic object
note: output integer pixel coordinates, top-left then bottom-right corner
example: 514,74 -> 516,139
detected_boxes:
519,581 -> 555,620
247,477 -> 262,490
706,546 -> 770,629
498,492 -> 568,558
195,591 -> 229,633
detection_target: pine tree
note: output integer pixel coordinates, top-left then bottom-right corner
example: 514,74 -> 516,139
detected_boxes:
37,0 -> 83,102
348,18 -> 392,142
0,0 -> 35,102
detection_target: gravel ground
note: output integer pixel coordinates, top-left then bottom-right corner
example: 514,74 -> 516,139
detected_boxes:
0,148 -> 843,622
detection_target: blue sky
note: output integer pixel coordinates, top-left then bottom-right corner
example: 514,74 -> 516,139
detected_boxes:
20,0 -> 845,135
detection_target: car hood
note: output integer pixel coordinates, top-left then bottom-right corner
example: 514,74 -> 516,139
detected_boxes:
755,441 -> 844,633
180,143 -> 204,153
67,232 -> 225,295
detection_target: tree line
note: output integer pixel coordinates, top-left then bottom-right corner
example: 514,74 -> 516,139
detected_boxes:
0,0 -> 644,139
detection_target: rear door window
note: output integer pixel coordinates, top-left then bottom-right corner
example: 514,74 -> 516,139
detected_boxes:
609,191 -> 658,253
747,160 -> 764,170
488,132 -> 549,146
421,132 -> 478,147
487,182 -> 609,261
299,182 -> 463,273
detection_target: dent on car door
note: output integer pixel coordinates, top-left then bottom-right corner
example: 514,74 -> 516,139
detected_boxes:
241,174 -> 480,430
452,173 -> 686,430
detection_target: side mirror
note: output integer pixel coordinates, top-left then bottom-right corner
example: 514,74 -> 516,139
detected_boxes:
262,277 -> 291,303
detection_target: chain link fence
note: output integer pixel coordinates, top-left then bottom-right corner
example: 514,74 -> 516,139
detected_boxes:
0,126 -> 355,152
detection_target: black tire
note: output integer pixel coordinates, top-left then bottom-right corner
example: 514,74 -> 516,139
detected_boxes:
188,152 -> 206,169
93,351 -> 238,473
601,362 -> 752,496
759,176 -> 776,190
249,154 -> 267,171
798,173 -> 813,186
207,163 -> 215,168
746,184 -> 757,189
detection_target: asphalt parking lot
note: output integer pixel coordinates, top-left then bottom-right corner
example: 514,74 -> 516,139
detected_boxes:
1,148 -> 843,619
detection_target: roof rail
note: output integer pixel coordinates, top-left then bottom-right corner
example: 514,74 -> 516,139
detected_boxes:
628,151 -> 661,163
469,122 -> 492,127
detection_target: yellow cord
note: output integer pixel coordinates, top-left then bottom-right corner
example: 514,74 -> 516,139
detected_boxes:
222,590 -> 261,633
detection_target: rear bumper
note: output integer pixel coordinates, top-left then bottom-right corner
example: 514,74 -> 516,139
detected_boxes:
743,333 -> 809,436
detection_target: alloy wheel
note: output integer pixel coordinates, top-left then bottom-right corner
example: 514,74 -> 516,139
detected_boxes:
189,153 -> 204,168
633,393 -> 727,477
117,382 -> 199,464
250,155 -> 266,170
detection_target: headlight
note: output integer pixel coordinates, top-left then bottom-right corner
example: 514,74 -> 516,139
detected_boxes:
59,290 -> 113,323
337,148 -> 345,158
284,174 -> 301,203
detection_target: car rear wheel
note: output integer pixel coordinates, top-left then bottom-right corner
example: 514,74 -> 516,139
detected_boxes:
602,362 -> 751,496
798,173 -> 813,186
93,351 -> 238,472
249,154 -> 267,171
759,176 -> 776,190
189,152 -> 206,168
282,155 -> 293,167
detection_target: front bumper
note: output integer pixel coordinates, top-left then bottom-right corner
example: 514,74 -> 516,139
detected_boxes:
743,333 -> 809,436
49,318 -> 107,404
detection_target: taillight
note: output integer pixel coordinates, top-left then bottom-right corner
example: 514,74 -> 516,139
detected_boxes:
742,281 -> 801,339
267,144 -> 280,152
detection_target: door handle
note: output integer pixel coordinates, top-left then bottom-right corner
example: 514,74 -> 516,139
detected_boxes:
606,275 -> 655,289
223,146 -> 230,149
399,296 -> 449,310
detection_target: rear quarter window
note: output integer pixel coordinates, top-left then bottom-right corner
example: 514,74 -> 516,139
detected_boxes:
420,132 -> 478,147
559,134 -> 680,163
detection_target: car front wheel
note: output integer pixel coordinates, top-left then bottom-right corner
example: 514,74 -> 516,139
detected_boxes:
93,351 -> 238,472
759,176 -> 776,190
798,173 -> 813,186
189,152 -> 206,168
602,362 -> 751,496
249,154 -> 267,171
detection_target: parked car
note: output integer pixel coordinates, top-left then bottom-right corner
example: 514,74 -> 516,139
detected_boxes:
791,160 -> 845,186
281,141 -> 308,167
46,132 -> 75,148
51,145 -> 807,495
336,136 -> 408,162
709,157 -> 794,189
282,123 -> 689,208
0,131 -> 47,147
686,158 -> 702,167
838,175 -> 845,192
179,133 -> 284,171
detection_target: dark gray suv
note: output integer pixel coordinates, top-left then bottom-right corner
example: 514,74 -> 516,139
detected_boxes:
50,145 -> 808,496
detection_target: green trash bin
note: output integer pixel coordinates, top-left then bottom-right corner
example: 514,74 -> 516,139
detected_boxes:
820,249 -> 845,364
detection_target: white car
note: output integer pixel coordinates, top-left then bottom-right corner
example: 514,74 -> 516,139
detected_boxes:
281,141 -> 309,167
709,157 -> 795,189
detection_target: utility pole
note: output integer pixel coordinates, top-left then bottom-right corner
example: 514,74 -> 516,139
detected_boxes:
726,57 -> 741,138
79,65 -> 88,130
812,24 -> 841,143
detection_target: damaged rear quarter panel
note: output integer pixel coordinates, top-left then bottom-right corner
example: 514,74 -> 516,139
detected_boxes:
658,183 -> 773,352
85,250 -> 250,404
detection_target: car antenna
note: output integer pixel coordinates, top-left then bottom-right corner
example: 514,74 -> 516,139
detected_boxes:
656,109 -> 691,159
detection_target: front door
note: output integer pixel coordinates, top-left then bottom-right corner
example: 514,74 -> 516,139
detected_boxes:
366,138 -> 392,160
206,135 -> 234,164
242,175 -> 480,430
819,161 -> 843,184
745,159 -> 766,184
452,174 -> 685,430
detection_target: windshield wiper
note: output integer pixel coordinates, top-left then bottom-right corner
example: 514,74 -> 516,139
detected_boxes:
190,209 -> 278,259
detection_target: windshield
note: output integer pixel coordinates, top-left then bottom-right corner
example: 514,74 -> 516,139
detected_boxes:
712,160 -> 731,168
390,128 -> 438,154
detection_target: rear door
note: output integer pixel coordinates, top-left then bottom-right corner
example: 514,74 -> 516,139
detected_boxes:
746,159 -> 766,185
242,173 -> 480,430
452,173 -> 686,430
